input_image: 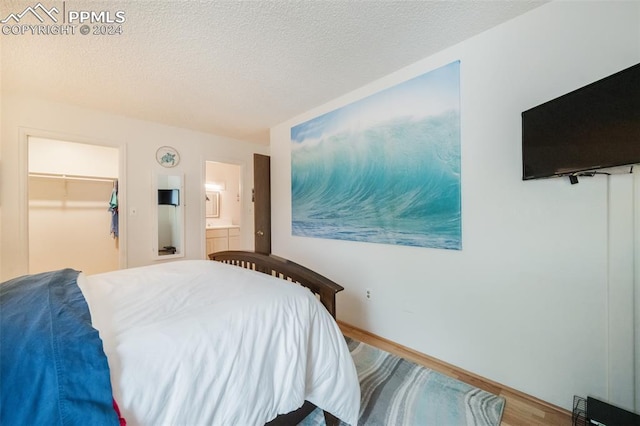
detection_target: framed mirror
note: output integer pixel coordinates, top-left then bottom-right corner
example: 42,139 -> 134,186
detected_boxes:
206,191 -> 220,218
154,172 -> 184,259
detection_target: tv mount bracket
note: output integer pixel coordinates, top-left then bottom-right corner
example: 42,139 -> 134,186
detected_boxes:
568,165 -> 634,185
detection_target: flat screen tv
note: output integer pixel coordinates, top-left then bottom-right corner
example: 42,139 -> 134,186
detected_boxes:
522,63 -> 640,180
158,189 -> 179,206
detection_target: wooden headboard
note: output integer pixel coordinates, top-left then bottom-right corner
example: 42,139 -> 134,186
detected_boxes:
209,250 -> 344,319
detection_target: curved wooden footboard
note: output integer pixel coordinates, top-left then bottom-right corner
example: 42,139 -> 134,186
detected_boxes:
209,250 -> 344,319
208,250 -> 343,426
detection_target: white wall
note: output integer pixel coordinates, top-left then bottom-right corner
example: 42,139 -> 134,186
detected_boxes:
28,176 -> 120,275
29,137 -> 119,178
1,95 -> 268,280
271,1 -> 639,412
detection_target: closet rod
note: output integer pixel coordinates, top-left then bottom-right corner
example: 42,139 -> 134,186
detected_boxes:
28,172 -> 117,183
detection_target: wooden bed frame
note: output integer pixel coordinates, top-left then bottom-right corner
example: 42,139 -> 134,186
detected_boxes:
209,250 -> 344,319
208,250 -> 344,426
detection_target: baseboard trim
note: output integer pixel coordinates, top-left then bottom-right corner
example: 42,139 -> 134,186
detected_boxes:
337,320 -> 572,421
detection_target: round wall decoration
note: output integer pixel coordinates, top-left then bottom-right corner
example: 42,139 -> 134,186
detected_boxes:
156,146 -> 180,168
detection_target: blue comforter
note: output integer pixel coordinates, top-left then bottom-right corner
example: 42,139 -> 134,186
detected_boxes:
0,269 -> 119,425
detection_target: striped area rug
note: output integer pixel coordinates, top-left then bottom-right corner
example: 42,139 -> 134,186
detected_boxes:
301,337 -> 505,426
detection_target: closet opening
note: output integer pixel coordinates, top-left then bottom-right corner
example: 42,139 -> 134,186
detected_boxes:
27,137 -> 121,275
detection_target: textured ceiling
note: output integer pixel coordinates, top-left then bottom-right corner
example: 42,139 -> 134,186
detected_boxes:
1,0 -> 546,144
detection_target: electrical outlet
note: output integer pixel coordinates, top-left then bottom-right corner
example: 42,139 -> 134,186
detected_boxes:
366,288 -> 372,300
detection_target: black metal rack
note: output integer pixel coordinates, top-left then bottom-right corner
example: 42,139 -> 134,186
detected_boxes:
573,395 -> 640,426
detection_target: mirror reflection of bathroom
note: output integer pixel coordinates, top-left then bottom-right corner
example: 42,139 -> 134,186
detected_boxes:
205,191 -> 219,218
157,174 -> 183,257
205,161 -> 242,258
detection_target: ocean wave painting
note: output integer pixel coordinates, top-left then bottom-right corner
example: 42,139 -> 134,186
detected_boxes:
291,61 -> 461,250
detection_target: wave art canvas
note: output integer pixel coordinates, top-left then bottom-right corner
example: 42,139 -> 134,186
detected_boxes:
291,61 -> 461,250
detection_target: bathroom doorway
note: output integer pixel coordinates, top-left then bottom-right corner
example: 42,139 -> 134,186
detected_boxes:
27,137 -> 120,275
204,161 -> 243,258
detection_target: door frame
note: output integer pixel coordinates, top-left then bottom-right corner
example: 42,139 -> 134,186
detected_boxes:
18,128 -> 127,274
201,157 -> 248,258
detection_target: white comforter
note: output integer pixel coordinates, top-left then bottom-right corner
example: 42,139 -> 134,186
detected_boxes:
78,260 -> 359,426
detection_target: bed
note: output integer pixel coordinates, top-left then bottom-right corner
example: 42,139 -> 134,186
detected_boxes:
0,250 -> 360,426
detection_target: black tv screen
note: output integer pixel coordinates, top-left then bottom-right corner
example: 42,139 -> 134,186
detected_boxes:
158,189 -> 179,206
522,63 -> 640,180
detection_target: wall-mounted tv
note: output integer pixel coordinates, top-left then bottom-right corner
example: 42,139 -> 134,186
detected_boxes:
522,63 -> 640,181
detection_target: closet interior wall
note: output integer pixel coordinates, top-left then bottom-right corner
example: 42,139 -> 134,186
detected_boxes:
27,137 -> 120,276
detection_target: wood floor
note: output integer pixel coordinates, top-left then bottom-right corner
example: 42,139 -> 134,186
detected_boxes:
338,322 -> 573,426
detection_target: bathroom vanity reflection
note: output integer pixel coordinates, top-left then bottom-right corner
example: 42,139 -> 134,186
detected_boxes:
155,173 -> 184,258
206,191 -> 220,218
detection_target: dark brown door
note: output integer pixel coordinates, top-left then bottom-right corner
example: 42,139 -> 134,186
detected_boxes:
253,154 -> 271,254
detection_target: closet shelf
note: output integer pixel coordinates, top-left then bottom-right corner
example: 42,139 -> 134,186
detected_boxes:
28,172 -> 117,183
